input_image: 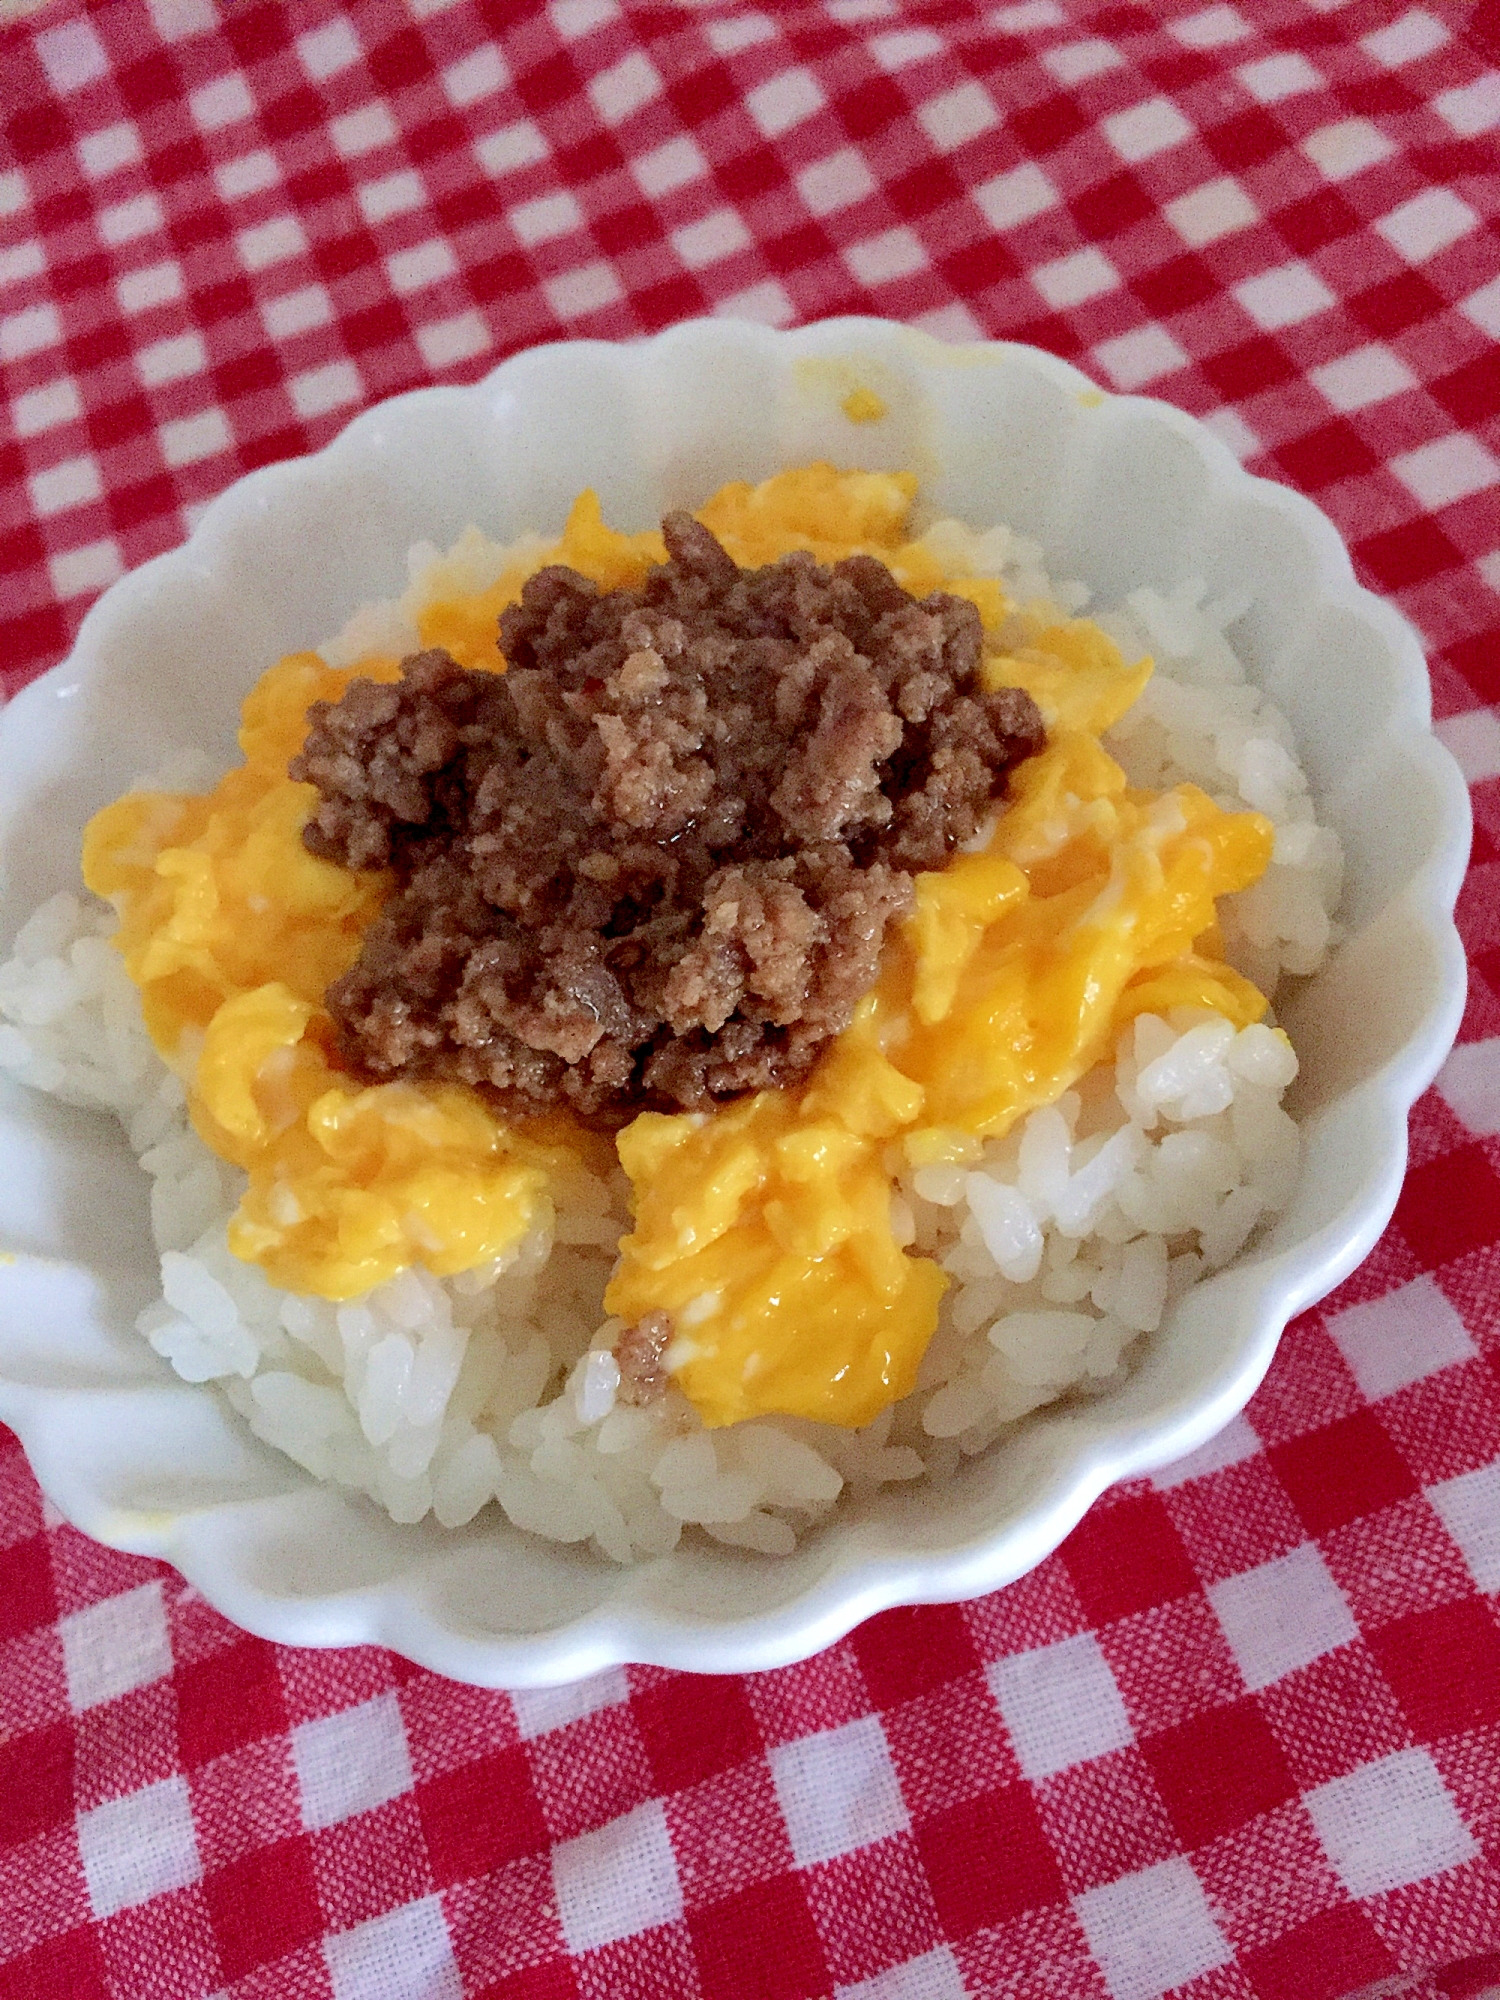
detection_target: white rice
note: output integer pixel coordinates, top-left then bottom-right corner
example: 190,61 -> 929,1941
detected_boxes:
0,518 -> 1341,1563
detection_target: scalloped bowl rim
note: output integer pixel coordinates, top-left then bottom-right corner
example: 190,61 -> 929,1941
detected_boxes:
0,318 -> 1471,1684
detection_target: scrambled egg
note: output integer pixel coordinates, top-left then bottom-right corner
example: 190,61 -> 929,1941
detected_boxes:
83,467 -> 1274,1431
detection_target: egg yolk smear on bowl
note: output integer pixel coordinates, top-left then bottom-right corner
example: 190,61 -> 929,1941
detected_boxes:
84,468 -> 1274,1431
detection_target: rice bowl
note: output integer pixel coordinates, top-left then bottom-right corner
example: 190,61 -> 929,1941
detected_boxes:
0,320 -> 1468,1683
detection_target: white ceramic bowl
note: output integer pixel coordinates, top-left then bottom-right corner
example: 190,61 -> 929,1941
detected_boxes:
0,318 -> 1469,1685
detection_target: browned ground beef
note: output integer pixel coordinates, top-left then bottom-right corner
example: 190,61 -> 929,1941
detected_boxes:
292,513 -> 1044,1123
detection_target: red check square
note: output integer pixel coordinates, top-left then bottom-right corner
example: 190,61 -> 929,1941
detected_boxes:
1395,1148 -> 1500,1269
631,1674 -> 763,1794
0,1535 -> 58,1646
416,1747 -> 550,1886
1062,1491 -> 1200,1624
202,1837 -> 323,1983
174,1639 -> 289,1768
1369,1599 -> 1500,1744
914,1783 -> 1066,1938
0,1721 -> 73,1851
1141,1698 -> 1298,1848
1268,1409 -> 1419,1537
853,1604 -> 982,1709
1240,1902 -> 1396,2000
688,1875 -> 829,2000
0,1927 -> 109,2000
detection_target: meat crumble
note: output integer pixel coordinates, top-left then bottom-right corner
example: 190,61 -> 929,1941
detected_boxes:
292,512 -> 1045,1124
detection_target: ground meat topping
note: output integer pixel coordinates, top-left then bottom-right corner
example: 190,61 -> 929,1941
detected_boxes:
292,513 -> 1045,1123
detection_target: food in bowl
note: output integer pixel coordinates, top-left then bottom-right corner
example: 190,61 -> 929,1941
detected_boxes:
0,465 -> 1341,1564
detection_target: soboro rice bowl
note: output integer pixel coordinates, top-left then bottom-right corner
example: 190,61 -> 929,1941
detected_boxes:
0,463 -> 1342,1568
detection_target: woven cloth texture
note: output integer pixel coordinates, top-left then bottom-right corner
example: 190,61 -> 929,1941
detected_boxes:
2,1 -> 1499,1996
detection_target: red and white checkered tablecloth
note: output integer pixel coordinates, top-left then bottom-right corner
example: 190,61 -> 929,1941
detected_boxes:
2,0 -> 1499,1995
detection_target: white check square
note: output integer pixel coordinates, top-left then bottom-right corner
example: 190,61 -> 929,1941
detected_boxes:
1209,1544 -> 1357,1692
1104,98 -> 1192,164
1302,118 -> 1395,182
325,1896 -> 461,2000
1310,342 -> 1417,413
1327,1274 -> 1474,1401
30,455 -> 101,517
1165,176 -> 1259,247
216,151 -> 280,202
770,1716 -> 908,1866
1094,326 -> 1188,390
1237,52 -> 1321,102
634,135 -> 706,198
1463,277 -> 1500,340
1075,1857 -> 1230,2000
36,18 -> 108,93
50,540 -> 122,598
1307,1750 -> 1475,1896
262,283 -> 333,339
705,15 -> 776,55
544,261 -> 622,319
417,313 -> 491,371
118,261 -> 185,315
714,280 -> 795,327
510,190 -> 583,247
77,1777 -> 201,1918
747,68 -> 825,139
672,209 -> 751,270
162,410 -> 232,470
988,1632 -> 1132,1778
1436,74 -> 1500,137
290,360 -> 363,420
79,122 -> 143,179
975,162 -> 1057,231
238,215 -> 308,272
1042,40 -> 1123,83
293,1693 -> 414,1831
387,240 -> 457,295
553,1800 -> 682,1951
1393,435 -> 1500,511
589,51 -> 660,124
298,18 -> 362,80
15,379 -> 82,437
844,228 -> 927,287
137,332 -> 207,388
1435,718 -> 1500,791
1376,188 -> 1478,264
1,304 -> 60,361
918,81 -> 998,153
799,148 -> 877,217
1034,247 -> 1119,309
1361,8 -> 1447,68
477,122 -> 550,177
1235,261 -> 1334,330
511,1664 -> 628,1740
99,194 -> 165,248
870,28 -> 943,69
59,1583 -> 171,1711
1429,1459 -> 1500,1589
358,172 -> 427,227
1170,5 -> 1252,48
837,1945 -> 967,2000
332,105 -> 398,158
443,46 -> 507,109
190,74 -> 254,132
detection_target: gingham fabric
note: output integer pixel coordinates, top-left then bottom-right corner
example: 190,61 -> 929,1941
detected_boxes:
1,0 -> 1499,1995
